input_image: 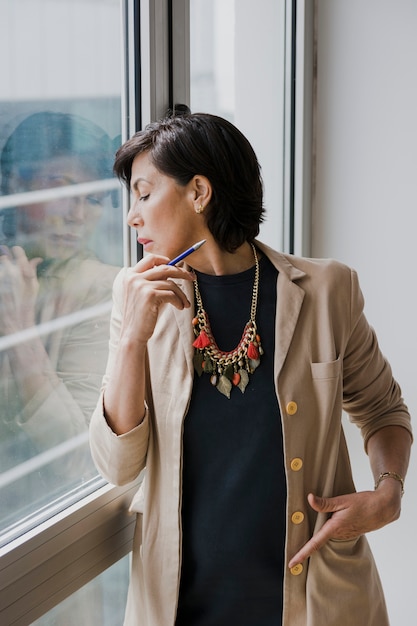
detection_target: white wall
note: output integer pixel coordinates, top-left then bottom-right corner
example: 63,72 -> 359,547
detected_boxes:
313,1 -> 417,623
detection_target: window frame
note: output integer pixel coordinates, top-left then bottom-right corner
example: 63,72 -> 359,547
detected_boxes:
0,482 -> 138,625
0,1 -> 314,622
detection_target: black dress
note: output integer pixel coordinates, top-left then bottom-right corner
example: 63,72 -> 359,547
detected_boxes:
176,254 -> 286,626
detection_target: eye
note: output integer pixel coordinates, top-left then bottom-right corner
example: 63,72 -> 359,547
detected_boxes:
139,194 -> 149,201
86,195 -> 104,206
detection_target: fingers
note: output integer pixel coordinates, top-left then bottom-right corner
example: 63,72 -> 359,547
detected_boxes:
125,253 -> 195,314
125,266 -> 193,310
135,279 -> 192,311
133,253 -> 170,271
0,245 -> 12,258
288,519 -> 337,569
288,493 -> 356,569
133,254 -> 196,282
11,246 -> 43,279
120,259 -> 195,344
307,492 -> 341,513
288,489 -> 392,569
0,245 -> 42,270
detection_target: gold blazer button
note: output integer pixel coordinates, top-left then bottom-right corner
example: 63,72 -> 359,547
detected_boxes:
290,563 -> 304,576
286,401 -> 298,415
290,458 -> 303,472
291,511 -> 305,525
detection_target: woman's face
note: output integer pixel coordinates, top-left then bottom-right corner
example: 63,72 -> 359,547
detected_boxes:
10,156 -> 106,261
128,151 -> 208,260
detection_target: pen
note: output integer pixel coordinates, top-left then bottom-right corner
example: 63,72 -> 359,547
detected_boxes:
168,239 -> 207,266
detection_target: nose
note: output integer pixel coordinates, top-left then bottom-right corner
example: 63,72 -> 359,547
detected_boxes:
65,196 -> 88,223
127,200 -> 144,228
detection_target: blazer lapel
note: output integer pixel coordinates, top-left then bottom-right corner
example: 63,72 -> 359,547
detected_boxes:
274,275 -> 305,379
256,241 -> 306,380
172,277 -> 196,377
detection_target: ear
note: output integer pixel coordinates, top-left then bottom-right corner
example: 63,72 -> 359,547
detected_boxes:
189,175 -> 212,214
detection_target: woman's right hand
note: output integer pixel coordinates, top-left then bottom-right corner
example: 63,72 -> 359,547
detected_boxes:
102,254 -> 195,435
120,254 -> 195,345
0,245 -> 42,334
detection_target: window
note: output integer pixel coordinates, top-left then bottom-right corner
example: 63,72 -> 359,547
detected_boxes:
0,0 -> 135,623
1,1 -> 305,622
0,0 -> 123,544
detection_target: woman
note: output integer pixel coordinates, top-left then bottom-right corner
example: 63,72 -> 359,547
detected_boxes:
89,112 -> 412,626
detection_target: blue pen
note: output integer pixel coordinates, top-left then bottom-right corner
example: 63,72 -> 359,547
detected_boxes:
168,239 -> 206,266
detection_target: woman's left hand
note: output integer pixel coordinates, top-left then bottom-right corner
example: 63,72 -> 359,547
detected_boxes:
288,482 -> 402,569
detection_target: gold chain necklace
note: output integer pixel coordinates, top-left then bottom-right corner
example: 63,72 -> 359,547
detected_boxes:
192,243 -> 263,398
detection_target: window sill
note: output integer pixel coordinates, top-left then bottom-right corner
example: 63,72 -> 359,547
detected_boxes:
0,479 -> 139,625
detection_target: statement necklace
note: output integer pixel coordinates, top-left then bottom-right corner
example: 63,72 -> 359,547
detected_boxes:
192,243 -> 263,398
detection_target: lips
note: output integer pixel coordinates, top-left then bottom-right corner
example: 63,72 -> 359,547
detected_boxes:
137,238 -> 153,248
50,233 -> 81,242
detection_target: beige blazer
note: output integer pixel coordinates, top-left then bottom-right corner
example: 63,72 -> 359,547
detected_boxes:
0,255 -> 119,458
90,242 -> 412,626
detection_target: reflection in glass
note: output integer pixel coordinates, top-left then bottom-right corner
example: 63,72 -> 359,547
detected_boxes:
0,0 -> 123,541
0,111 -> 122,538
31,555 -> 129,626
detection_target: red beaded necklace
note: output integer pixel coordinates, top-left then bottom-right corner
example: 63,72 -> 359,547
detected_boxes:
192,243 -> 263,398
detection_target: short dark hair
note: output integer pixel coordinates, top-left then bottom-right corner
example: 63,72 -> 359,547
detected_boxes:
1,112 -> 114,194
114,112 -> 265,253
0,111 -> 115,242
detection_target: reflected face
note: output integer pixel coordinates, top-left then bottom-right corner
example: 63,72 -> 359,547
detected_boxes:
128,152 -> 206,260
10,156 -> 107,261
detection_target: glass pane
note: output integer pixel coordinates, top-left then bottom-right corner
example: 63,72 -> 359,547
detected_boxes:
190,0 -> 287,250
0,0 -> 123,541
32,556 -> 129,626
190,0 -> 235,120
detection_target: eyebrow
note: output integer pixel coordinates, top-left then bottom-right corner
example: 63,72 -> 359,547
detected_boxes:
131,177 -> 150,192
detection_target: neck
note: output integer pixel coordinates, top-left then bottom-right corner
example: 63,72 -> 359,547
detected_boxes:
190,241 -> 256,276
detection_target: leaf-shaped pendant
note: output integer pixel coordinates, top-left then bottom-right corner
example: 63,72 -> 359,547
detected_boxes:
193,350 -> 204,376
249,358 -> 260,373
217,375 -> 232,399
203,357 -> 215,373
237,369 -> 249,393
223,364 -> 234,380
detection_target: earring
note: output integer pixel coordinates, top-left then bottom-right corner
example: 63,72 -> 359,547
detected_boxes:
196,204 -> 204,214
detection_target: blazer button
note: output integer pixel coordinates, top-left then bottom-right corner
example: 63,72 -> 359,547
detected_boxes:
290,458 -> 303,472
290,563 -> 303,576
291,511 -> 305,525
286,401 -> 298,415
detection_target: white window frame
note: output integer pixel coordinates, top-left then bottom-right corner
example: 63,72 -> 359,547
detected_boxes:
0,1 -> 314,622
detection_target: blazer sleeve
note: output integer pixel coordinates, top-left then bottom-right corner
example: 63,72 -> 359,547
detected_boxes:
342,268 -> 412,449
89,267 -> 150,486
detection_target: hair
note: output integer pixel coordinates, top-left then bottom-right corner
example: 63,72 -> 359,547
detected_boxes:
1,111 -> 114,193
0,111 -> 115,240
114,112 -> 265,253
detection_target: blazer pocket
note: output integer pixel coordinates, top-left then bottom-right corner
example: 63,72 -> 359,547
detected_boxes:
310,357 -> 341,418
311,356 -> 341,380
